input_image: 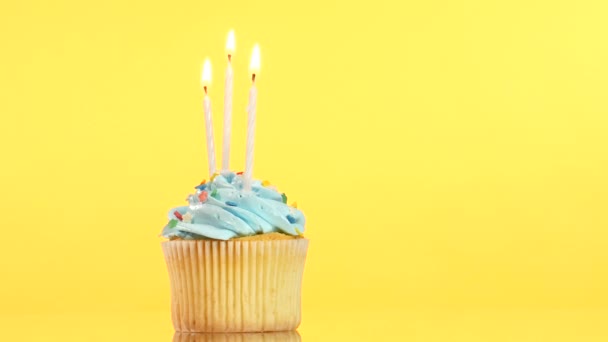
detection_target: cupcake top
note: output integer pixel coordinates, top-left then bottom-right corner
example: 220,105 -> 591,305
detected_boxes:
161,171 -> 305,240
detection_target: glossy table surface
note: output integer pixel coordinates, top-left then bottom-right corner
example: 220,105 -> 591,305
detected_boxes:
2,309 -> 608,341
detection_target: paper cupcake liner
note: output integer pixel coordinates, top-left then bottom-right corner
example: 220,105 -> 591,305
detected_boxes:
173,331 -> 301,342
162,239 -> 309,332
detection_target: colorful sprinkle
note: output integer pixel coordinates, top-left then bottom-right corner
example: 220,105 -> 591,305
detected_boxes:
291,201 -> 298,208
168,219 -> 178,229
210,172 -> 220,182
174,211 -> 183,221
295,227 -> 303,236
262,180 -> 271,186
182,212 -> 193,223
226,201 -> 238,206
281,193 -> 288,204
194,180 -> 207,190
198,191 -> 208,202
286,214 -> 297,224
211,189 -> 218,198
236,171 -> 244,175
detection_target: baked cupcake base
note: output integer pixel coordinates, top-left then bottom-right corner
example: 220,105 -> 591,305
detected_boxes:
162,236 -> 308,332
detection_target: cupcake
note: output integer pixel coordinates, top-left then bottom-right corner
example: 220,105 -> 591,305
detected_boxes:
161,172 -> 308,332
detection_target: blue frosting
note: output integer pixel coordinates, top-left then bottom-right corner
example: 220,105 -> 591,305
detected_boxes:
161,172 -> 305,240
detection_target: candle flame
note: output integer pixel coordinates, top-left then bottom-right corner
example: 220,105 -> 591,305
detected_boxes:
201,58 -> 212,89
249,44 -> 261,76
226,30 -> 235,56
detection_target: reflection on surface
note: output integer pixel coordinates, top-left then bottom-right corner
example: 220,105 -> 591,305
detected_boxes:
3,310 -> 608,341
173,331 -> 301,342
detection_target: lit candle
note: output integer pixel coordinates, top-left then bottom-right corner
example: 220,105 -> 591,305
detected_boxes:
222,30 -> 235,172
201,58 -> 216,177
244,44 -> 260,191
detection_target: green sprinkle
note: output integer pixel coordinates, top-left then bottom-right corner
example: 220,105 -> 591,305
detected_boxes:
281,193 -> 287,204
169,219 -> 178,229
211,189 -> 218,198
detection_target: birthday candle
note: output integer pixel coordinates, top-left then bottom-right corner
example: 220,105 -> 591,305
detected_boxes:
222,30 -> 235,172
201,58 -> 216,177
244,44 -> 260,191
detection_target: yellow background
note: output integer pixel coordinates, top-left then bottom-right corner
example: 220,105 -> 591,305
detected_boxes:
1,0 -> 608,339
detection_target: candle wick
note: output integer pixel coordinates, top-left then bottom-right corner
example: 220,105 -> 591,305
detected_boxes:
203,85 -> 208,95
251,74 -> 256,83
228,54 -> 232,62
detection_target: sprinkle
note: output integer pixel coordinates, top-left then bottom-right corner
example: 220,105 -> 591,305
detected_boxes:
291,201 -> 298,208
236,171 -> 244,175
174,211 -> 183,221
262,180 -> 271,186
226,201 -> 238,207
286,214 -> 297,224
210,172 -> 220,182
281,193 -> 287,204
210,189 -> 218,198
198,191 -> 208,202
195,180 -> 207,190
168,219 -> 178,229
182,212 -> 193,223
295,227 -> 303,236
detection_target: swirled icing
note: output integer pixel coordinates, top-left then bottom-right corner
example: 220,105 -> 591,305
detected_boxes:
160,172 -> 305,240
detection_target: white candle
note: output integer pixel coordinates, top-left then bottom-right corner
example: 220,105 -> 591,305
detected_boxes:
244,44 -> 260,191
201,58 -> 216,177
222,30 -> 235,172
